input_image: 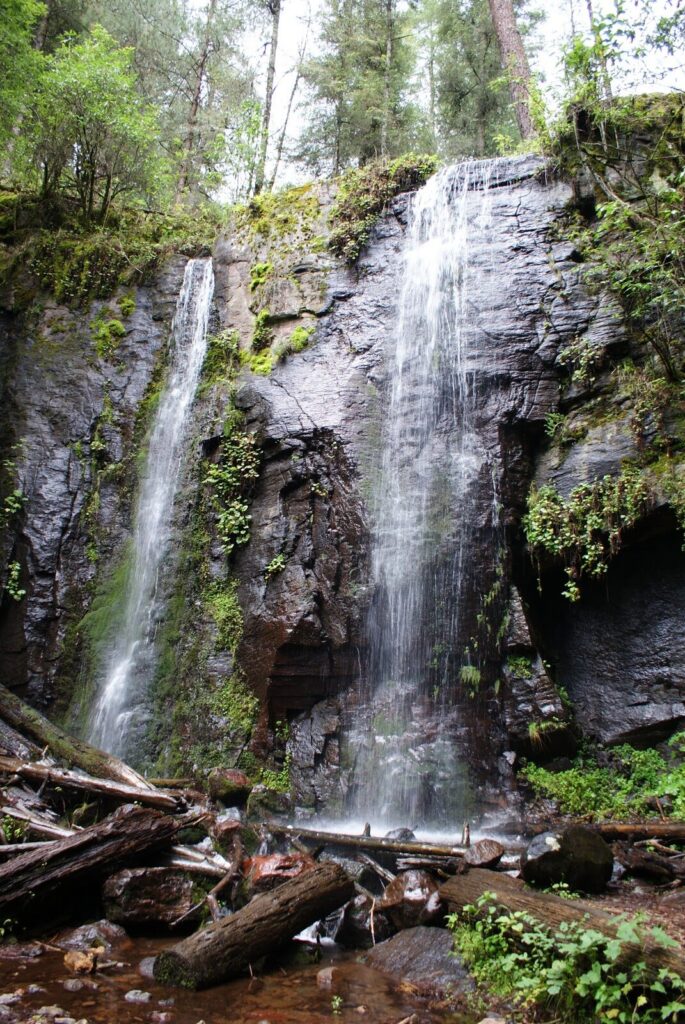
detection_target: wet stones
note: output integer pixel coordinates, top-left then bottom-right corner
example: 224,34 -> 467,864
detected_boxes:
102,868 -> 202,929
520,826 -> 614,893
378,870 -> 443,929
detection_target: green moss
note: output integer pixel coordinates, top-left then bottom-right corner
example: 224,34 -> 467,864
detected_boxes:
507,655 -> 533,679
206,578 -> 243,653
249,261 -> 273,292
235,183 -> 321,245
91,314 -> 126,360
329,153 -> 439,262
200,329 -> 239,391
117,293 -> 136,317
251,308 -> 274,351
240,347 -> 274,376
210,672 -> 259,735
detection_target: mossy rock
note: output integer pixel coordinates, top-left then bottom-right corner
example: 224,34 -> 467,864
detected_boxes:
208,767 -> 253,807
246,784 -> 293,821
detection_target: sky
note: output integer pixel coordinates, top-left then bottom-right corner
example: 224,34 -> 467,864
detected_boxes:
253,0 -> 684,185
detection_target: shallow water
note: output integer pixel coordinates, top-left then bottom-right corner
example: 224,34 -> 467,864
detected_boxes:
0,935 -> 474,1024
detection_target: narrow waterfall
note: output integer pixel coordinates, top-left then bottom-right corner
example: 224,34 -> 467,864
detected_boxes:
345,162 -> 499,833
89,257 -> 214,757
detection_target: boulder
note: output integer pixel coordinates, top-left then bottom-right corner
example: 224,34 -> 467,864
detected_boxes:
246,784 -> 293,820
378,870 -> 443,929
365,926 -> 474,997
56,920 -> 128,953
520,826 -> 613,893
384,827 -> 416,842
102,868 -> 202,929
464,839 -> 505,869
334,894 -> 395,949
207,768 -> 252,806
242,852 -> 316,894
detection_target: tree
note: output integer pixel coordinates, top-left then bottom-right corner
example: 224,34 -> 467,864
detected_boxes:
254,0 -> 282,194
487,0 -> 534,140
23,26 -> 163,222
298,0 -> 424,174
0,0 -> 45,149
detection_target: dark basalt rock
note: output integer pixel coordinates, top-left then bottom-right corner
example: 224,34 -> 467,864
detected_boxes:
520,826 -> 614,893
102,868 -> 202,929
335,893 -> 395,949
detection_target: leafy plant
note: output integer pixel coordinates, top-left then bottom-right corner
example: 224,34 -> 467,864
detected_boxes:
261,752 -> 292,794
264,553 -> 286,581
249,261 -> 273,292
4,561 -> 26,602
449,893 -> 685,1022
203,431 -> 260,555
251,308 -> 274,352
524,467 -> 650,600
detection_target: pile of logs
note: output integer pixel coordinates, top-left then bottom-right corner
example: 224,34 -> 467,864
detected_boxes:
1,680 -> 684,997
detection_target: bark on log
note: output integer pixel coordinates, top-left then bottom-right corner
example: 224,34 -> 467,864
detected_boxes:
154,861 -> 354,989
268,823 -> 466,858
0,804 -> 186,914
0,756 -> 183,811
441,868 -> 685,978
591,822 -> 685,844
0,684 -> 152,789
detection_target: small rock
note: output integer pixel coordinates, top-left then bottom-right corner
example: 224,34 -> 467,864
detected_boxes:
384,827 -> 416,842
316,967 -> 336,990
61,981 -> 83,993
464,839 -> 505,869
150,1014 -> 173,1023
58,920 -> 127,953
27,987 -> 46,996
124,990 -> 152,1004
138,956 -> 156,979
0,996 -> 20,1007
477,1017 -> 507,1024
36,1009 -> 66,1019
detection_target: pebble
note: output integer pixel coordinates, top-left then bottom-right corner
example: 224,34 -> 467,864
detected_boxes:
61,981 -> 83,993
138,956 -> 156,979
36,1008 -> 66,1018
149,1014 -> 173,1024
0,997 -> 20,1007
124,990 -> 152,1004
27,987 -> 46,996
316,967 -> 336,990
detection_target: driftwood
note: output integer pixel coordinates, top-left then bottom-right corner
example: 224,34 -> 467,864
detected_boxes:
154,861 -> 355,989
0,683 -> 151,789
0,756 -> 184,811
592,822 -> 685,844
0,718 -> 42,761
269,823 -> 466,859
441,867 -> 685,978
614,841 -> 685,882
0,804 -> 187,913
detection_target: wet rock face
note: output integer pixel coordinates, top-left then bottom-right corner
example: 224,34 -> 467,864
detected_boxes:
0,259 -> 187,709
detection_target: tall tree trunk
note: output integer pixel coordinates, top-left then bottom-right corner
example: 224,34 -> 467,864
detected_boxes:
254,0 -> 282,195
380,0 -> 394,159
175,0 -> 218,202
487,0 -> 535,141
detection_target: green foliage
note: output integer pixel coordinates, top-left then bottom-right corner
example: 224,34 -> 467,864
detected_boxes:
522,735 -> 685,820
260,752 -> 292,794
273,323 -> 316,362
524,467 -> 650,601
507,655 -> 533,679
449,893 -> 685,1022
117,293 -> 136,317
0,453 -> 26,530
264,553 -> 286,581
329,153 -> 439,262
558,336 -> 605,388
240,346 -> 274,376
235,184 -> 320,245
203,432 -> 260,555
21,26 -> 164,224
200,329 -> 239,390
249,261 -> 273,292
1,815 -> 26,843
4,561 -> 26,602
460,663 -> 481,696
91,313 -> 126,360
0,0 -> 44,148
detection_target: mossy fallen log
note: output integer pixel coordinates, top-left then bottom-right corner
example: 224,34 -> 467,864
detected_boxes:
440,867 -> 685,978
0,683 -> 152,788
154,861 -> 354,989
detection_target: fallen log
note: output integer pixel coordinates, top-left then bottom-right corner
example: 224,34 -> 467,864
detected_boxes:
591,822 -> 685,844
0,804 -> 74,839
154,861 -> 354,989
269,823 -> 466,859
0,756 -> 183,812
0,804 -> 188,914
614,841 -> 685,882
441,867 -> 685,978
0,683 -> 152,789
0,718 -> 42,761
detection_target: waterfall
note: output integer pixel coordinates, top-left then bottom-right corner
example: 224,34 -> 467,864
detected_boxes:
89,257 -> 214,757
344,162 -> 499,833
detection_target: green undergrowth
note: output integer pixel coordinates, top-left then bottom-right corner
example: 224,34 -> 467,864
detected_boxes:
329,153 -> 438,262
522,733 -> 685,820
2,198 -> 223,307
450,893 -> 685,1023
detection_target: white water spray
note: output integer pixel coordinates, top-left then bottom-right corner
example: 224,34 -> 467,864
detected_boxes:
89,257 -> 214,756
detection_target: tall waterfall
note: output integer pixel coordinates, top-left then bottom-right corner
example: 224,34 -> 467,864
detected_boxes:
89,257 -> 214,756
345,162 -> 499,832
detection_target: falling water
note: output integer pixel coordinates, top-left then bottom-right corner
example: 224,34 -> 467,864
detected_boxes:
89,257 -> 214,757
345,161 -> 499,832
